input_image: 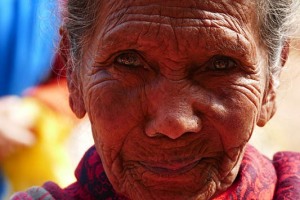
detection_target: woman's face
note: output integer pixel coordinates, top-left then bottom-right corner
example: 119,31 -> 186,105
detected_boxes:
69,0 -> 275,199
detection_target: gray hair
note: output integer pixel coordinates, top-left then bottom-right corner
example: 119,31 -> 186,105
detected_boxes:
257,0 -> 300,86
62,0 -> 300,81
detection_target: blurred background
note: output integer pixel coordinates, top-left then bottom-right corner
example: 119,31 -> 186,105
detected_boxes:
0,1 -> 299,200
0,1 -> 78,199
0,0 -> 58,96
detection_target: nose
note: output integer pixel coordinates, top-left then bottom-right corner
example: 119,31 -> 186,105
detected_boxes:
145,109 -> 202,139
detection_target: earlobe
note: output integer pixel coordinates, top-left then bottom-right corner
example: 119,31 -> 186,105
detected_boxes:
59,27 -> 86,119
257,81 -> 277,127
68,80 -> 86,118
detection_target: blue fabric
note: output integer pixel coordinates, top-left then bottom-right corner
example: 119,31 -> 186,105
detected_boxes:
0,169 -> 7,200
0,0 -> 59,96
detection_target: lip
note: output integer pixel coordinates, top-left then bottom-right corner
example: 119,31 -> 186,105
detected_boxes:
140,159 -> 201,176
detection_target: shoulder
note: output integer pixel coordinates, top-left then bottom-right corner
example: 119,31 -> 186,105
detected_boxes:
10,182 -> 76,200
273,151 -> 300,199
273,151 -> 300,163
10,186 -> 54,200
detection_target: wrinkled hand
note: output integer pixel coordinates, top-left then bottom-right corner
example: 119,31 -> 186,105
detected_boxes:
0,96 -> 36,160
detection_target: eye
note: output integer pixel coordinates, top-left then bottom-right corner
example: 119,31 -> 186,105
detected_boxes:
208,56 -> 237,71
115,52 -> 142,68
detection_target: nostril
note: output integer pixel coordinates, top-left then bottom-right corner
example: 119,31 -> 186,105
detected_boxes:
147,132 -> 168,138
145,114 -> 202,139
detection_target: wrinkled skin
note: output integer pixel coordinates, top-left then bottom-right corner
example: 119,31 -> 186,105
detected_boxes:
66,0 -> 281,199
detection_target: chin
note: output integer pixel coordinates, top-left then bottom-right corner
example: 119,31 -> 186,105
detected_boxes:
123,183 -> 218,200
111,160 -> 237,200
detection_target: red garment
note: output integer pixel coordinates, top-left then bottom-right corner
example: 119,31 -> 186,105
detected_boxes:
11,145 -> 300,200
215,146 -> 300,199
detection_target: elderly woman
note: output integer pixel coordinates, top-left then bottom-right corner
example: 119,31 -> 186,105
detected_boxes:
12,0 -> 300,199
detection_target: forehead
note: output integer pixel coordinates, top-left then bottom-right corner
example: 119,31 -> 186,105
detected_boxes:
98,0 -> 257,32
100,0 -> 256,17
93,0 -> 259,63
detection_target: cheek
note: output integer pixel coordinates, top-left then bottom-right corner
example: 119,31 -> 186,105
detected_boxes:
211,77 -> 264,148
83,80 -> 145,162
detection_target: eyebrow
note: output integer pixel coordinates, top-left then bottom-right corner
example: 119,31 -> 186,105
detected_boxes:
206,30 -> 252,58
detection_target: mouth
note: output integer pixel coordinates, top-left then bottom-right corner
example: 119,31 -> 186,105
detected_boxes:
139,158 -> 201,176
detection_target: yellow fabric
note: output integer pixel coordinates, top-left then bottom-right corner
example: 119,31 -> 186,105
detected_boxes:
1,97 -> 75,192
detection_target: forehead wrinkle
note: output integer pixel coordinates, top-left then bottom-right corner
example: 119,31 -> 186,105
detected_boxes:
102,0 -> 256,21
101,11 -> 250,43
99,1 -> 256,39
98,21 -> 253,62
102,2 -> 254,33
96,0 -> 257,63
104,12 -> 246,34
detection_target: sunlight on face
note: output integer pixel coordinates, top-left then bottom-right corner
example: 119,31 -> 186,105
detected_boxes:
73,0 -> 270,199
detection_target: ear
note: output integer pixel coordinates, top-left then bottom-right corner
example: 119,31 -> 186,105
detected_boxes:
257,79 -> 277,127
257,41 -> 290,127
59,28 -> 86,118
